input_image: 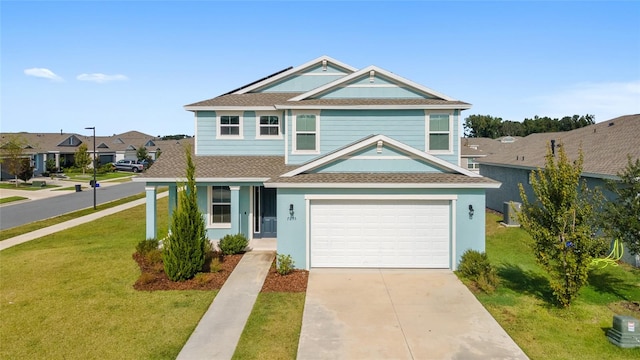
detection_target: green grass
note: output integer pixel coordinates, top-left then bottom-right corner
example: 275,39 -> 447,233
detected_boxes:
474,212 -> 640,359
63,172 -> 133,182
0,196 -> 28,204
232,292 -> 306,360
0,192 -> 147,241
0,183 -> 60,190
0,196 -> 218,359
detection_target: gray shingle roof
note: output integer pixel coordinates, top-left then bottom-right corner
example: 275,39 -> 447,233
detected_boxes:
140,142 -> 498,187
478,114 -> 640,176
267,172 -> 499,185
185,92 -> 470,108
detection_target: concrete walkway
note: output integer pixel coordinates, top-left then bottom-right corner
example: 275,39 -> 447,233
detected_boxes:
298,269 -> 529,360
177,251 -> 275,360
0,192 -> 167,251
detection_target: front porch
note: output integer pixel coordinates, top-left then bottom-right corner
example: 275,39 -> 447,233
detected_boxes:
143,184 -> 278,246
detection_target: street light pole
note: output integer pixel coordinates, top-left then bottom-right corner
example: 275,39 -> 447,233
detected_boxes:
85,127 -> 96,210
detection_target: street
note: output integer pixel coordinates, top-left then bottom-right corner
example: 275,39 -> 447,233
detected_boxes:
0,181 -> 146,230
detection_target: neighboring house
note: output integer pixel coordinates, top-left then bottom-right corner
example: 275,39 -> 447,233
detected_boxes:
0,131 -> 171,179
478,114 -> 640,266
136,55 -> 500,270
460,136 -> 521,173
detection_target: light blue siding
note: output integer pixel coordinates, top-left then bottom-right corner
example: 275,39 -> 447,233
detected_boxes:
314,157 -> 444,173
319,86 -> 426,99
276,187 -> 487,269
196,111 -> 285,156
288,109 -> 426,164
259,74 -> 345,92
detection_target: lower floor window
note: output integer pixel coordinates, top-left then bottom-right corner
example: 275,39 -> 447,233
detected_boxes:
212,186 -> 231,224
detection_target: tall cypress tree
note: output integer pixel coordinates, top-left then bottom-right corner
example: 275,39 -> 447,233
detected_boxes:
163,145 -> 207,281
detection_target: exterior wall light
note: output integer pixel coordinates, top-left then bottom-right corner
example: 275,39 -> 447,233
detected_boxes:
289,204 -> 294,216
468,204 -> 474,219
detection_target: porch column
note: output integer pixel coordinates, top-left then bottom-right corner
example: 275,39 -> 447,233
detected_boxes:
54,153 -> 60,169
168,185 -> 178,225
230,186 -> 240,234
145,186 -> 157,239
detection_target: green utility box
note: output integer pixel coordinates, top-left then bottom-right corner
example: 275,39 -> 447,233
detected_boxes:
607,315 -> 640,348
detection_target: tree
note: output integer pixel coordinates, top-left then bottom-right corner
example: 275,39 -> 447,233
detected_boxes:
162,145 -> 207,281
0,135 -> 29,187
463,115 -> 503,138
518,144 -> 601,307
601,156 -> 640,256
74,144 -> 92,175
136,146 -> 154,167
17,159 -> 34,183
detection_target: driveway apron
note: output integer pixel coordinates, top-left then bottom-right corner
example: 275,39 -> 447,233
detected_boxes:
297,269 -> 528,360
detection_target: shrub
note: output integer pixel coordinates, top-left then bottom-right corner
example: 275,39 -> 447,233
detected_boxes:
458,249 -> 499,293
276,253 -> 295,275
163,145 -> 207,281
97,163 -> 115,174
136,238 -> 160,255
218,233 -> 248,255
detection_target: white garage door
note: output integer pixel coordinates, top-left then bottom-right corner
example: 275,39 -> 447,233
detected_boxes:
310,199 -> 451,268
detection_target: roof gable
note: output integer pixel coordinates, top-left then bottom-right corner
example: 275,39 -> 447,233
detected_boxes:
57,135 -> 82,147
282,134 -> 480,178
234,56 -> 357,94
289,66 -> 458,102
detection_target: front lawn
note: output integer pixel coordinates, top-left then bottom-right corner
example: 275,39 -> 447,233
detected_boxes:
0,183 -> 60,190
63,171 -> 133,182
0,197 -> 217,359
476,212 -> 640,359
232,292 -> 306,360
0,196 -> 28,204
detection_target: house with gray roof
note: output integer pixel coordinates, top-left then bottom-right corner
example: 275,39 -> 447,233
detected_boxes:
0,130 -> 170,179
136,55 -> 500,270
478,114 -> 640,265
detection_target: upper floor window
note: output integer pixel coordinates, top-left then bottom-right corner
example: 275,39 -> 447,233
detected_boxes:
257,114 -> 281,138
211,186 -> 231,227
467,157 -> 480,170
294,113 -> 319,153
217,114 -> 243,138
427,113 -> 451,152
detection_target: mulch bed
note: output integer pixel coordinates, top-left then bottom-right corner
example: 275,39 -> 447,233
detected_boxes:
133,252 -> 243,291
261,259 -> 308,293
133,252 -> 308,293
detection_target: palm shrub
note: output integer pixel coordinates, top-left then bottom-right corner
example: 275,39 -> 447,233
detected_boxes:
162,145 -> 207,281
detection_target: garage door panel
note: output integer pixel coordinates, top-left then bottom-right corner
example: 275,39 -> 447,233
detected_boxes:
310,200 -> 450,268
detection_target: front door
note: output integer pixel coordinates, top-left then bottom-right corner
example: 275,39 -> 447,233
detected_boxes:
254,186 -> 277,238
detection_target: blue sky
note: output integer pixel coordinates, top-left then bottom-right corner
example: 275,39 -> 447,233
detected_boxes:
2,1 -> 639,137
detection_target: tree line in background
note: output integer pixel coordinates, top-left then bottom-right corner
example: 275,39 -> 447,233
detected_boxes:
463,114 -> 595,138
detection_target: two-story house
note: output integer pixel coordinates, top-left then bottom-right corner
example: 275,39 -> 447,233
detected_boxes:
137,56 -> 500,270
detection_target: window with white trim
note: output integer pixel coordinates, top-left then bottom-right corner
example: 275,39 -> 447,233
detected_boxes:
294,113 -> 318,152
467,157 -> 480,170
217,114 -> 242,138
211,186 -> 231,227
258,115 -> 280,137
428,113 -> 451,152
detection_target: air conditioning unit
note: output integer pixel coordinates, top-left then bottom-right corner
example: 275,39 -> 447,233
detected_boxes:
502,201 -> 521,227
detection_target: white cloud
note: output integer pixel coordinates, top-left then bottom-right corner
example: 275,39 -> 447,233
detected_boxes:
24,68 -> 63,81
76,73 -> 129,83
526,80 -> 640,122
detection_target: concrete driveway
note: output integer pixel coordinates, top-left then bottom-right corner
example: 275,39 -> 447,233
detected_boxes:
297,269 -> 528,360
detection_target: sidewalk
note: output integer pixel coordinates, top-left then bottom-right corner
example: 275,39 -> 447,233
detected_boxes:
0,192 -> 167,251
177,251 -> 275,360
